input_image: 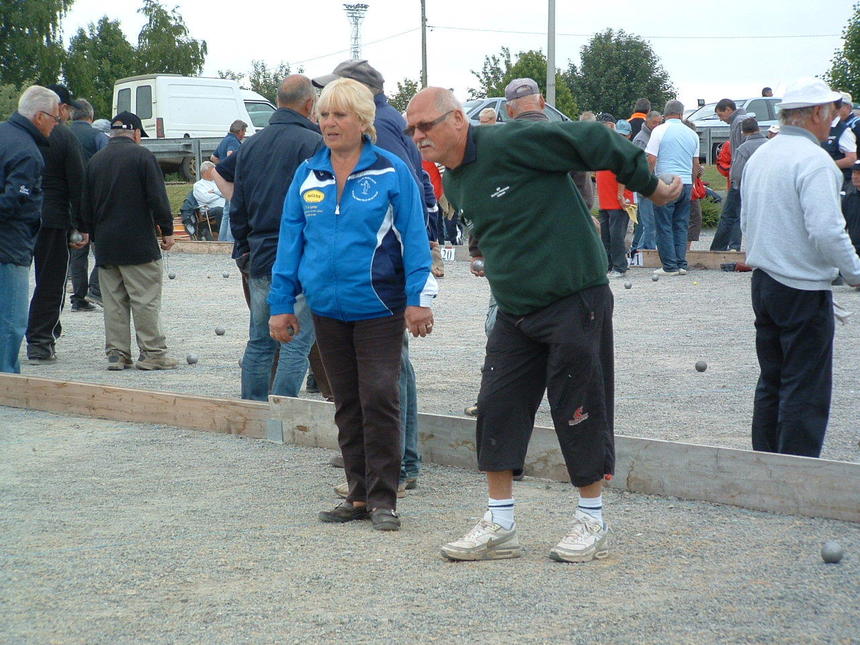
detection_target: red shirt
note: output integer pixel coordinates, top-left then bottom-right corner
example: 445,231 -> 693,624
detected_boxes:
422,160 -> 443,199
595,170 -> 633,210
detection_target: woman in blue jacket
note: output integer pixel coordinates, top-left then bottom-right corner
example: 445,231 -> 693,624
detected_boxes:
269,78 -> 437,531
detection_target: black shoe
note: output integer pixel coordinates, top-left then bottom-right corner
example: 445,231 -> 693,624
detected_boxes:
370,508 -> 401,531
27,354 -> 57,365
403,477 -> 418,490
306,373 -> 320,394
329,454 -> 345,468
318,502 -> 369,523
71,301 -> 97,312
86,291 -> 103,306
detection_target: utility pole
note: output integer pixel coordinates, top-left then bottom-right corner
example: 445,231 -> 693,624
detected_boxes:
546,0 -> 556,105
421,0 -> 428,88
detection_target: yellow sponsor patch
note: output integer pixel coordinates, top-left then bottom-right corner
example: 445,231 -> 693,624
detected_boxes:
303,189 -> 325,203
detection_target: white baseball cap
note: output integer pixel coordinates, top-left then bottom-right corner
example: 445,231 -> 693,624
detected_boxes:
777,77 -> 842,109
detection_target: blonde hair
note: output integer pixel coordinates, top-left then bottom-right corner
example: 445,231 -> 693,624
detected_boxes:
316,78 -> 377,142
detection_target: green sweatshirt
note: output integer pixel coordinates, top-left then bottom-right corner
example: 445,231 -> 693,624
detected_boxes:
444,121 -> 658,315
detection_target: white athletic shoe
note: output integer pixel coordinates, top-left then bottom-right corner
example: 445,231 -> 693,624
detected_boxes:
549,509 -> 610,563
653,268 -> 680,277
441,511 -> 523,561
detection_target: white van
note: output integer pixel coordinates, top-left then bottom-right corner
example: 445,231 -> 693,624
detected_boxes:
112,74 -> 275,138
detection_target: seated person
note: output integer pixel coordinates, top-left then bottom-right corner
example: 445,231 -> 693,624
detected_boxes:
192,161 -> 225,233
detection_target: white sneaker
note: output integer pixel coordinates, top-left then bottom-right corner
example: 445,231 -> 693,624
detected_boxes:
440,511 -> 523,561
678,268 -> 688,275
549,509 -> 610,563
653,268 -> 680,276
607,270 -> 626,279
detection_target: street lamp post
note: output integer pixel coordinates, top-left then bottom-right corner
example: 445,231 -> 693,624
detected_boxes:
421,0 -> 428,88
546,0 -> 556,105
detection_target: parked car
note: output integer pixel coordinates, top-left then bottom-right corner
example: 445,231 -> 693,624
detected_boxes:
462,97 -> 572,124
112,74 -> 275,179
688,97 -> 781,163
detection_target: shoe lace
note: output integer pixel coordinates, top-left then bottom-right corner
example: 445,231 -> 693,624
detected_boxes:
463,519 -> 495,540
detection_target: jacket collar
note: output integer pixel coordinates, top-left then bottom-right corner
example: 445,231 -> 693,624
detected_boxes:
780,125 -> 820,144
9,111 -> 50,147
449,125 -> 478,170
268,107 -> 321,133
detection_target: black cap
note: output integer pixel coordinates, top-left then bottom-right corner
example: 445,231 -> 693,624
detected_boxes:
596,112 -> 616,123
47,83 -> 78,108
110,111 -> 148,138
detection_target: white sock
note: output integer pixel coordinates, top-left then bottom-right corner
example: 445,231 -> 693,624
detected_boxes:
487,497 -> 515,530
577,495 -> 603,525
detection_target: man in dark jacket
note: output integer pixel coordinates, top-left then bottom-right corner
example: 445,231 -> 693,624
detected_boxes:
79,111 -> 176,371
0,86 -> 60,373
25,84 -> 87,363
230,75 -> 322,401
68,98 -> 108,312
711,98 -> 749,251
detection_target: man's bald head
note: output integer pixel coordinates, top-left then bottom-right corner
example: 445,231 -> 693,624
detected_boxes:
406,87 -> 469,169
277,75 -> 316,116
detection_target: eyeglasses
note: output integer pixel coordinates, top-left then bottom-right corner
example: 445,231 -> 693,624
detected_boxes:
39,111 -> 61,124
403,110 -> 454,137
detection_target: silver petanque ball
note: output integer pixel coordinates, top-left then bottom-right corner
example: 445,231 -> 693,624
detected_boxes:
222,271 -> 230,278
69,231 -> 84,244
659,173 -> 676,185
695,360 -> 707,372
470,259 -> 485,273
214,327 -> 225,336
168,272 -> 176,280
186,353 -> 198,365
624,281 -> 632,290
652,274 -> 659,282
821,541 -> 844,563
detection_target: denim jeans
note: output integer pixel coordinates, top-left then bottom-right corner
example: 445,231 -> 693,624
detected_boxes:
241,275 -> 314,401
653,184 -> 693,272
218,200 -> 234,242
0,263 -> 30,373
632,195 -> 656,250
710,187 -> 742,251
399,334 -> 420,481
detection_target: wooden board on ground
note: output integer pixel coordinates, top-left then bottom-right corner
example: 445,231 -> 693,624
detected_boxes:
639,248 -> 747,269
172,240 -> 233,254
0,374 -> 268,438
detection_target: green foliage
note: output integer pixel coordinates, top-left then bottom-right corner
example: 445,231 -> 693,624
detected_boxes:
389,78 -> 420,112
217,70 -> 246,83
468,47 -> 577,117
565,29 -> 675,118
0,83 -> 24,121
0,0 -> 72,87
824,2 -> 860,98
247,61 -> 292,103
136,0 -> 207,76
700,198 -> 721,229
63,18 -> 136,120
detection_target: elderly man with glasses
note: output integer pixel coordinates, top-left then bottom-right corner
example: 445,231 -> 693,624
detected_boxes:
0,85 -> 62,373
406,87 -> 680,564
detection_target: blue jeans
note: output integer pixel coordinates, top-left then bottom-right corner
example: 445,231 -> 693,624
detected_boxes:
219,200 -> 234,242
709,187 -> 741,251
654,184 -> 693,272
399,334 -> 420,481
0,263 -> 29,373
241,276 -> 314,401
632,195 -> 656,250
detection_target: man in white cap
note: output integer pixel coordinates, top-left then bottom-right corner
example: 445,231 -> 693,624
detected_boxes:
741,77 -> 860,458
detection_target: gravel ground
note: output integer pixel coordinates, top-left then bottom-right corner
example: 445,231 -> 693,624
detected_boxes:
1,408 -> 858,644
16,234 -> 860,463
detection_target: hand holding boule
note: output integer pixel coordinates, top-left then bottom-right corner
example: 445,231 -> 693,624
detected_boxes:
650,174 -> 683,206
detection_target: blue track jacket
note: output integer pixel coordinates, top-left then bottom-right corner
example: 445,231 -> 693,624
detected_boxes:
269,138 -> 437,321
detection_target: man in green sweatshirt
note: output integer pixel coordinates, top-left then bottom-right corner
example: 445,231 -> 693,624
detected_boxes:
406,87 -> 681,563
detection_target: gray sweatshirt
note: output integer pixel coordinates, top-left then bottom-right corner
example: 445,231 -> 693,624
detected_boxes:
730,132 -> 767,189
741,125 -> 860,290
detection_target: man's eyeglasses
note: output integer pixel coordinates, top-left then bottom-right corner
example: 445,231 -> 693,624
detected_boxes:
403,110 -> 454,137
39,111 -> 61,124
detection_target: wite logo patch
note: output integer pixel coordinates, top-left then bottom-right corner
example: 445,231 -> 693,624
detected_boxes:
352,176 -> 379,202
490,186 -> 510,199
18,185 -> 31,196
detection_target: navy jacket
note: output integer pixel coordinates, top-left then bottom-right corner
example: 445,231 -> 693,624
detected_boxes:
230,108 -> 322,278
373,94 -> 437,225
41,121 -> 85,229
0,112 -> 49,266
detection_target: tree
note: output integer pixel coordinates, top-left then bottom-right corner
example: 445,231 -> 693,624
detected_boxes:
468,47 -> 578,117
565,29 -> 674,119
217,70 -> 246,84
0,0 -> 73,87
389,78 -> 420,112
136,0 -> 207,76
64,18 -> 137,119
246,60 -> 301,103
824,2 -> 860,99
0,83 -> 23,121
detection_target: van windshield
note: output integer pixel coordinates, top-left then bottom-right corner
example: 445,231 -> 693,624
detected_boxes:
245,102 -> 275,129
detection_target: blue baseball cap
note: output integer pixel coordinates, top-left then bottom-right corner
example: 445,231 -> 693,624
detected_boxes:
615,119 -> 632,136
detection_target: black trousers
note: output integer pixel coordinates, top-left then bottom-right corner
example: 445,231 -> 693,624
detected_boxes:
476,286 -> 615,487
750,270 -> 834,458
842,185 -> 860,256
710,187 -> 742,251
26,227 -> 69,358
313,312 -> 404,511
599,209 -> 629,273
69,241 -> 100,305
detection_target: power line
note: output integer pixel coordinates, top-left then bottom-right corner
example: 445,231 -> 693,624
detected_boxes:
288,28 -> 418,65
427,24 -> 839,40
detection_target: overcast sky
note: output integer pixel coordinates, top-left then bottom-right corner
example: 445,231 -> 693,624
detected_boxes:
62,0 -> 854,111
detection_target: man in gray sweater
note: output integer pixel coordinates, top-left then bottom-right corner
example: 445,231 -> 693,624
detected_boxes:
741,77 -> 860,458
